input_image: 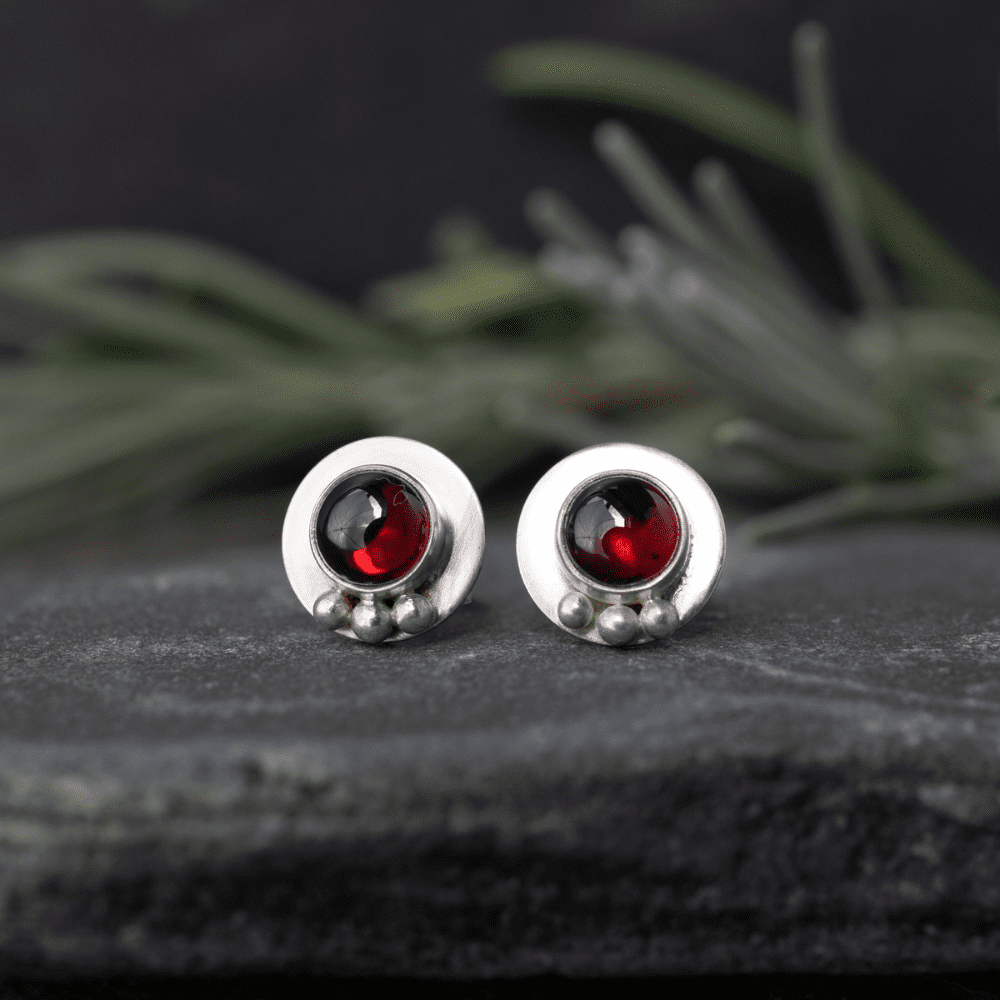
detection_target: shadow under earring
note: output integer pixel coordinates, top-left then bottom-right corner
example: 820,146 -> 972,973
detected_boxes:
283,436 -> 484,644
517,443 -> 725,646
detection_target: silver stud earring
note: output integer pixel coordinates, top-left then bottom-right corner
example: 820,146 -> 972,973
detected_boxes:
283,436 -> 484,644
517,443 -> 725,646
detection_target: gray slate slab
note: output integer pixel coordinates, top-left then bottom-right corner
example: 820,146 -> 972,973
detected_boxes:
2,523 -> 1000,976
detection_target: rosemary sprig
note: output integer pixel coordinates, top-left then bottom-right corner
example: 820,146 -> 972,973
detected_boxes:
4,20 -> 1000,548
0,220 -> 703,546
488,35 -> 1000,315
491,22 -> 1000,539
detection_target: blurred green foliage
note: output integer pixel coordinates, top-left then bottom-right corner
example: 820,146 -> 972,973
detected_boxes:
0,225 -> 673,546
488,35 -> 1000,315
2,20 -> 1000,547
486,22 -> 1000,538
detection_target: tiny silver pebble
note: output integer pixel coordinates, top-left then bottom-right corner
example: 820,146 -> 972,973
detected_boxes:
351,601 -> 394,643
312,591 -> 349,629
558,591 -> 594,630
597,605 -> 640,646
393,593 -> 437,634
640,598 -> 680,639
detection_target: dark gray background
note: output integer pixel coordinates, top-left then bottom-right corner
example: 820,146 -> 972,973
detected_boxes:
0,0 -> 996,311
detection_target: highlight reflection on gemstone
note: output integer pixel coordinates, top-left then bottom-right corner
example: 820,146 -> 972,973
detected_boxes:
317,476 -> 430,583
567,478 -> 679,585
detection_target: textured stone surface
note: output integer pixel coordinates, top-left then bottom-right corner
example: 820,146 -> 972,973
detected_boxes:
3,523 -> 1000,975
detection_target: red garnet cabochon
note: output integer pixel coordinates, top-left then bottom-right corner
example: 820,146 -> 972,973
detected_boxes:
319,477 -> 430,584
567,478 -> 680,586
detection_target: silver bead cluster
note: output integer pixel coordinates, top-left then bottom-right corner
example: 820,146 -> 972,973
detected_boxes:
556,590 -> 680,646
312,590 -> 437,644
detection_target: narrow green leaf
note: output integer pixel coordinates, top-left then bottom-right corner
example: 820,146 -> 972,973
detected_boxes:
487,40 -> 1000,314
0,231 -> 386,354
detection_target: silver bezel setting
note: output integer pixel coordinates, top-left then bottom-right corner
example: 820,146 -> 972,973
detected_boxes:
516,443 -> 726,646
556,469 -> 690,606
283,436 -> 485,643
308,465 -> 443,598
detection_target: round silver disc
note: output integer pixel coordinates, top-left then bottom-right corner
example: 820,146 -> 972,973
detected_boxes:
283,436 -> 485,643
516,443 -> 725,646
